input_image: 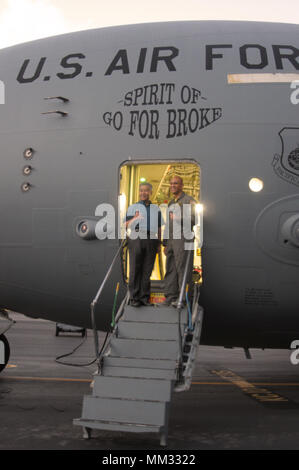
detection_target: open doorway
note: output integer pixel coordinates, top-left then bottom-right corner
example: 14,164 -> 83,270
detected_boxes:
119,160 -> 202,302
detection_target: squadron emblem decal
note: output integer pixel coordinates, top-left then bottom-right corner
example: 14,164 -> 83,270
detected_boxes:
272,127 -> 299,187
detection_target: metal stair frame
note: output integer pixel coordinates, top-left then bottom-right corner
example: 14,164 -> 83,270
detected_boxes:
73,240 -> 204,447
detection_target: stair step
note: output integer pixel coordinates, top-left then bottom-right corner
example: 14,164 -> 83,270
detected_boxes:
102,365 -> 176,380
103,356 -> 176,370
117,321 -> 182,340
93,376 -> 172,401
123,305 -> 181,323
73,418 -> 162,434
80,396 -> 168,426
109,338 -> 179,360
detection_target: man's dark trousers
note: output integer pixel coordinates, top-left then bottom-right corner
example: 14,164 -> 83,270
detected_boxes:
128,236 -> 158,304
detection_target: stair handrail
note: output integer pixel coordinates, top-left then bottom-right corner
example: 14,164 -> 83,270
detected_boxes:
90,239 -> 127,360
114,290 -> 130,325
97,290 -> 130,373
176,246 -> 193,311
175,244 -> 194,383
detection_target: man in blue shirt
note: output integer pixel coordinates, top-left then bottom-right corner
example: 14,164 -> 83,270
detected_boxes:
126,183 -> 162,307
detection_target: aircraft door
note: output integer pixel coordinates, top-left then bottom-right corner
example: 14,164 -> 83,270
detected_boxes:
119,160 -> 202,302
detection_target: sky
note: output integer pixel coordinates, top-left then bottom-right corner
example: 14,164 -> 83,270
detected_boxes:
0,0 -> 298,49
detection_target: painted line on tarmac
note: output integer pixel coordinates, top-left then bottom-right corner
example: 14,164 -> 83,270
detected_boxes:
2,376 -> 92,383
211,369 -> 299,408
192,381 -> 299,386
3,375 -> 299,387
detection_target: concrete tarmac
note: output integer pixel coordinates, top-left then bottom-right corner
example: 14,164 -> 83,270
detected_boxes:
1,313 -> 299,450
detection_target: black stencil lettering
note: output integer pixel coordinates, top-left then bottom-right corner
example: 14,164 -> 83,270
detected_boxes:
166,109 -> 176,138
105,49 -> 130,75
137,48 -> 147,73
212,108 -> 222,121
57,53 -> 85,79
150,47 -> 179,72
177,109 -> 188,136
199,108 -> 211,129
240,44 -> 268,69
272,45 -> 299,70
206,45 -> 232,70
148,110 -> 160,139
17,57 -> 46,83
148,84 -> 159,105
124,90 -> 133,106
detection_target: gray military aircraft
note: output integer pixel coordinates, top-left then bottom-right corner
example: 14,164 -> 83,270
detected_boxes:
0,20 -> 299,374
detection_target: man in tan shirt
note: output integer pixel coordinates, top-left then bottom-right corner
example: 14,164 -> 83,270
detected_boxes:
162,175 -> 196,307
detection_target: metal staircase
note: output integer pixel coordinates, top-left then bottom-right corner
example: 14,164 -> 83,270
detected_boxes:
73,244 -> 204,446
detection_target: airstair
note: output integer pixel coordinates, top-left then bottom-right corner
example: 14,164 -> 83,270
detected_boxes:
74,245 -> 204,446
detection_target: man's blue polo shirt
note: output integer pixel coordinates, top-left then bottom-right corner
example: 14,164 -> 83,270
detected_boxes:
126,200 -> 162,237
